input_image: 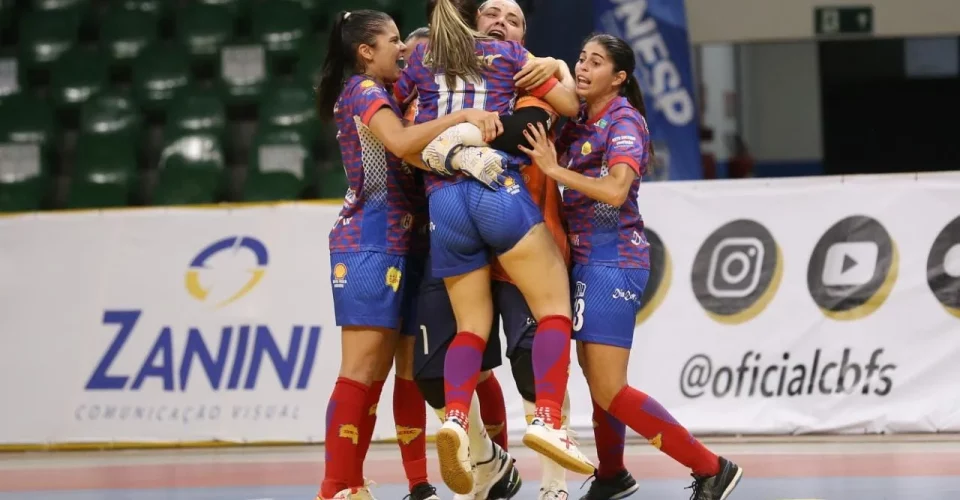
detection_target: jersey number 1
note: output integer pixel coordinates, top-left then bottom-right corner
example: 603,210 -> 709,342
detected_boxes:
435,74 -> 488,117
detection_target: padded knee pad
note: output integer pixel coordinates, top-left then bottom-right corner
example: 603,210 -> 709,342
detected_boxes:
415,377 -> 446,410
509,347 -> 537,403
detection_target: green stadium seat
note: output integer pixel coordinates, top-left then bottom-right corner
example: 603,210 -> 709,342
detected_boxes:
195,0 -> 252,16
0,57 -> 21,107
165,87 -> 225,142
30,0 -> 90,12
0,142 -> 47,211
79,90 -> 141,142
244,126 -> 314,201
18,9 -> 81,70
331,0 -> 398,13
176,3 -> 234,65
131,43 -> 191,113
251,1 -> 310,60
100,8 -> 158,66
317,164 -> 348,199
218,43 -> 269,106
154,133 -> 225,205
68,134 -> 136,208
49,47 -> 110,110
111,0 -> 168,17
0,93 -> 57,154
294,37 -> 327,85
260,81 -> 317,137
398,1 -> 429,35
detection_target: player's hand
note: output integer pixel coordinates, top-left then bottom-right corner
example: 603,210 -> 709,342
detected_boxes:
461,109 -> 503,143
514,57 -> 559,90
518,122 -> 560,176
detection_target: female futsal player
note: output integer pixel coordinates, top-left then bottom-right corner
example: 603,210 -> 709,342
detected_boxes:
393,0 -> 594,494
518,34 -> 744,500
314,10 -> 502,500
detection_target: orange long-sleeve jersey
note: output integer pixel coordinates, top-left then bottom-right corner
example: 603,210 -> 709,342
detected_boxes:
491,96 -> 571,283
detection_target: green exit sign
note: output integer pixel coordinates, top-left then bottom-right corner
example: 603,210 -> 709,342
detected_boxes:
814,6 -> 874,35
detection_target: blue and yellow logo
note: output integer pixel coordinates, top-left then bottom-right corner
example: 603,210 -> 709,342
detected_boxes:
185,236 -> 269,308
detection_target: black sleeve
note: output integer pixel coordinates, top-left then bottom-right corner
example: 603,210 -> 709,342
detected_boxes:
487,107 -> 552,156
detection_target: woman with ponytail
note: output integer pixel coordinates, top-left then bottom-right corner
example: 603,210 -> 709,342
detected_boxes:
390,0 -> 595,495
315,9 -> 502,500
519,33 -> 744,500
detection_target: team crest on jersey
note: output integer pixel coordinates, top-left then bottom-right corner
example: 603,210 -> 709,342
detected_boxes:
339,424 -> 359,445
581,142 -> 592,156
385,266 -> 402,292
502,175 -> 520,195
333,263 -> 348,288
360,79 -> 376,88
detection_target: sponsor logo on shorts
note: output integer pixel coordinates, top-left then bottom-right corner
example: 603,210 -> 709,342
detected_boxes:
332,263 -> 348,288
807,215 -> 898,320
385,267 -> 402,292
691,220 -> 783,324
926,215 -> 960,319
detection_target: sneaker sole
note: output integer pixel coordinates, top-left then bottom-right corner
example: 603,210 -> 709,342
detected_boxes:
436,428 -> 474,495
522,433 -> 595,475
610,482 -> 640,500
488,462 -> 523,499
719,466 -> 744,500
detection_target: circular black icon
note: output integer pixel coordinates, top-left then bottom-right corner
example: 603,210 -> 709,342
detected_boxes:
636,227 -> 671,324
807,215 -> 898,320
691,220 -> 782,324
927,216 -> 960,318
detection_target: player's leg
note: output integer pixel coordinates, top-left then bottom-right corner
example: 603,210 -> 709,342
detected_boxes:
495,280 -> 570,500
352,337 -> 396,488
427,183 -> 501,493
574,265 -> 742,500
320,252 -> 404,499
393,257 -> 439,500
413,293 -> 522,500
469,176 -> 590,474
475,301 -> 508,451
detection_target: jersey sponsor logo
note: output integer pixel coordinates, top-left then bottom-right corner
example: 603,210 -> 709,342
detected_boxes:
503,175 -> 520,195
612,135 -> 637,148
386,266 -> 402,292
333,263 -> 348,288
360,79 -> 376,88
595,118 -> 608,129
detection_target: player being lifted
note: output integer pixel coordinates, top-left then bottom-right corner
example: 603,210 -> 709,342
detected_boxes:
393,0 -> 595,495
314,9 -> 502,500
519,33 -> 744,500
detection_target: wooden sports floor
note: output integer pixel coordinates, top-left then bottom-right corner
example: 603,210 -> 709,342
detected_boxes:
2,436 -> 959,499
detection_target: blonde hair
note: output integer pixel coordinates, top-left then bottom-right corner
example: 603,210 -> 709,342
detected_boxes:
429,0 -> 489,87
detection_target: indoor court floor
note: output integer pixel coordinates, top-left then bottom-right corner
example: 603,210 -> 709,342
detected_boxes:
2,436 -> 959,499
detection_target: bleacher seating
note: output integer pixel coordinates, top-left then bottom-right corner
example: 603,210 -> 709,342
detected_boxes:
0,0 -> 430,212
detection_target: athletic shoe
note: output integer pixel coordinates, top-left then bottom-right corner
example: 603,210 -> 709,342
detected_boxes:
686,457 -> 743,500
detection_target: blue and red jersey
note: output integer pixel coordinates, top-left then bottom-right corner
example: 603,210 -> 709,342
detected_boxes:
329,74 -> 421,255
556,96 -> 651,269
393,39 -> 558,195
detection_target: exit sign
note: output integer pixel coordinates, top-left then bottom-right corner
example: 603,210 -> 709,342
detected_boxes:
815,6 -> 874,36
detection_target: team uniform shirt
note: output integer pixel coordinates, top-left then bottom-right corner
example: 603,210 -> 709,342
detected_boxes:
329,74 -> 420,256
490,95 -> 570,283
393,40 -> 559,195
556,96 -> 651,269
401,98 -> 430,257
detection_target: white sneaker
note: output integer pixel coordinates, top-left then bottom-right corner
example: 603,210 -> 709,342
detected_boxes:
437,418 -> 474,495
522,418 -> 594,475
538,479 -> 569,500
475,442 -> 519,499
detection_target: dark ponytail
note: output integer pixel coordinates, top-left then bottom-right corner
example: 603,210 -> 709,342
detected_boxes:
316,10 -> 393,122
622,74 -> 647,118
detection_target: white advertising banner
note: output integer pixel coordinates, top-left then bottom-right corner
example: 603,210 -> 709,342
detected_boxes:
1,173 -> 960,446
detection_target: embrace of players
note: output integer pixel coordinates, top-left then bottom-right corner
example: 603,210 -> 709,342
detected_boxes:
315,1 -> 744,500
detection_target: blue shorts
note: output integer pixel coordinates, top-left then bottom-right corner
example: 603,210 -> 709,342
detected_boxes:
400,256 -> 426,336
492,280 -> 536,357
570,264 -> 650,349
330,251 -> 409,330
413,256 -> 503,380
428,169 -> 543,278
